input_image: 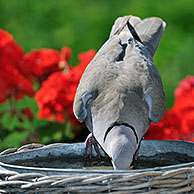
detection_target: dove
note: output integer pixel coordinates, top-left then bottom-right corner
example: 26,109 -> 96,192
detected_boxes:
73,15 -> 165,170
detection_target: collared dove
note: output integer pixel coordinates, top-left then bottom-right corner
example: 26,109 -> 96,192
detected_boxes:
73,15 -> 166,170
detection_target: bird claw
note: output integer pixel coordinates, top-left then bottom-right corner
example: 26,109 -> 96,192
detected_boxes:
85,133 -> 101,159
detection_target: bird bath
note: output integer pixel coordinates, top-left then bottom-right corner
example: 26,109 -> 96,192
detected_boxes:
0,140 -> 194,193
0,140 -> 194,174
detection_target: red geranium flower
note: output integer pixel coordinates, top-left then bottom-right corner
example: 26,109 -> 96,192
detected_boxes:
20,47 -> 72,82
20,49 -> 60,79
145,75 -> 194,142
35,50 -> 96,124
0,29 -> 34,103
0,66 -> 34,102
71,49 -> 96,80
0,29 -> 23,68
35,71 -> 73,123
174,75 -> 194,99
181,110 -> 194,135
0,29 -> 13,48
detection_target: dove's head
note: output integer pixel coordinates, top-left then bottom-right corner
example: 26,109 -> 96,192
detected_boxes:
104,125 -> 137,170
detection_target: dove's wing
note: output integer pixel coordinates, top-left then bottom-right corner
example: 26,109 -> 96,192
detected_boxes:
73,63 -> 98,124
144,63 -> 165,124
135,17 -> 166,57
135,17 -> 166,123
74,16 -> 138,125
73,37 -> 123,131
109,15 -> 166,123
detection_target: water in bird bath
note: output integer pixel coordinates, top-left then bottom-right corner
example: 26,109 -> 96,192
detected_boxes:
0,140 -> 193,171
82,152 -> 193,170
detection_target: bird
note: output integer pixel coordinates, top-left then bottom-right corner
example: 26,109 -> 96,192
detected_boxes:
73,15 -> 166,170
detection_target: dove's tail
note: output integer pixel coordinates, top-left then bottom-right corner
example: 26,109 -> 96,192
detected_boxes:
109,15 -> 166,57
109,15 -> 141,38
126,21 -> 143,44
136,17 -> 166,57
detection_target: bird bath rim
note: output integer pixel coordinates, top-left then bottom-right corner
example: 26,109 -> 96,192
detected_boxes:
0,140 -> 194,175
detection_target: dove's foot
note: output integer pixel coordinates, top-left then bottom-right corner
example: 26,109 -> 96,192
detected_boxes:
85,133 -> 101,159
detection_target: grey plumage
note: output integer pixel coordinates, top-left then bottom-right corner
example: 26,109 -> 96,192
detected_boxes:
73,15 -> 165,170
110,15 -> 166,57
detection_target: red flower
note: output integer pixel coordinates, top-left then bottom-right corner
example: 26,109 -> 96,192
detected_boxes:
71,49 -> 96,79
20,47 -> 72,81
0,66 -> 34,102
181,110 -> 194,135
0,29 -> 34,103
145,75 -> 194,142
20,49 -> 60,79
174,75 -> 194,100
35,72 -> 72,123
0,29 -> 13,48
145,109 -> 181,140
0,29 -> 23,68
35,50 -> 96,124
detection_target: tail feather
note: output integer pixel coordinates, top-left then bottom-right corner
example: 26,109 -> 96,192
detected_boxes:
109,16 -> 166,57
109,15 -> 141,38
135,17 -> 166,57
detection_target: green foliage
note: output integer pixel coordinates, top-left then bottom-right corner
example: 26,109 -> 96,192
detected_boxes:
0,96 -> 76,150
1,0 -> 194,107
0,0 -> 194,150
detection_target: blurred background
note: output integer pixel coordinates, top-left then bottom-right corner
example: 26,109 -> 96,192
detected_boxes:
0,0 -> 194,151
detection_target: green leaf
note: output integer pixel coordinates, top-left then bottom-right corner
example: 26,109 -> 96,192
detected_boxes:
0,130 -> 29,151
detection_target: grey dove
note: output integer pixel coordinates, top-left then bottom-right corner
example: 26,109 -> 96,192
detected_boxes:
73,15 -> 166,170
